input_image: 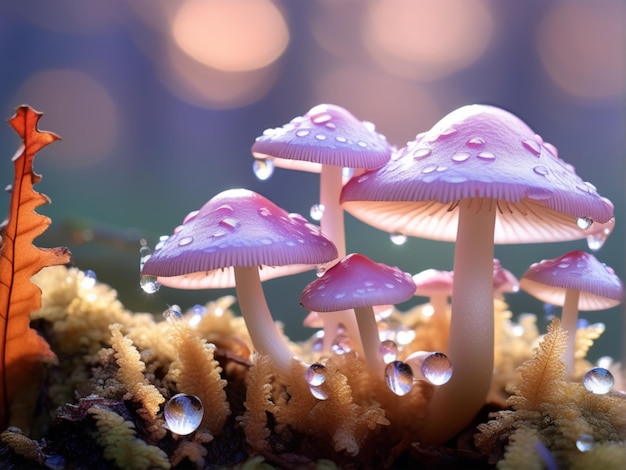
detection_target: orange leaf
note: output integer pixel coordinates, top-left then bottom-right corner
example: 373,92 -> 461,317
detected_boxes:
0,106 -> 71,430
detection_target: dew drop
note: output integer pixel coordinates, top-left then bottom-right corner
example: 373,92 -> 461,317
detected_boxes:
310,203 -> 325,221
315,134 -> 327,141
164,393 -> 204,435
309,385 -> 328,400
576,217 -> 593,230
335,136 -> 348,143
178,236 -> 193,246
140,275 -> 160,294
295,129 -> 310,137
533,166 -> 549,176
219,218 -> 239,230
576,434 -> 594,452
420,352 -> 453,385
331,333 -> 353,355
258,207 -> 272,217
385,361 -> 414,396
587,231 -> 609,252
4,184 -> 12,193
189,304 -> 206,327
379,340 -> 398,364
357,141 -> 368,148
583,367 -> 614,394
522,139 -> 542,156
81,270 -> 97,289
451,152 -> 470,162
390,233 -> 407,246
413,148 -> 432,159
311,112 -> 332,124
316,264 -> 327,277
305,363 -> 327,386
342,167 -> 354,179
253,158 -> 274,181
466,137 -> 486,148
163,305 -> 183,323
477,151 -> 495,160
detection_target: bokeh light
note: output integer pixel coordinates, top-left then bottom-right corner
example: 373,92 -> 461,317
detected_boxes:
171,0 -> 289,72
363,0 -> 494,81
14,69 -> 118,167
537,0 -> 625,100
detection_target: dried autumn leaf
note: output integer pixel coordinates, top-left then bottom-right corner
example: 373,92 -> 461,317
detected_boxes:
0,106 -> 70,430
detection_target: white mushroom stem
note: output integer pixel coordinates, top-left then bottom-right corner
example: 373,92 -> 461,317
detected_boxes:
320,164 -> 346,261
320,310 -> 362,355
419,198 -> 496,444
353,306 -> 386,375
234,266 -> 297,376
561,288 -> 580,378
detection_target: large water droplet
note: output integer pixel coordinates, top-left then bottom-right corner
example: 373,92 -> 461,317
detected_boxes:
163,305 -> 183,323
420,352 -> 453,385
253,158 -> 274,181
310,204 -> 325,221
390,233 -> 407,246
140,275 -> 160,294
586,222 -> 612,252
311,112 -> 332,124
466,137 -> 486,148
164,393 -> 204,435
385,361 -> 414,396
576,217 -> 593,230
583,367 -> 614,394
379,340 -> 398,364
576,434 -> 594,452
305,363 -> 327,386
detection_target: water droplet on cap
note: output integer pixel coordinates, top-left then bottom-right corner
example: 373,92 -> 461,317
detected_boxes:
451,152 -> 470,162
385,361 -> 414,396
178,236 -> 193,246
253,158 -> 274,181
413,148 -> 431,159
533,166 -> 549,176
466,137 -> 486,148
336,136 -> 348,143
140,275 -> 160,294
311,112 -> 332,124
576,217 -> 593,230
164,393 -> 204,435
477,151 -> 495,160
583,367 -> 614,394
522,139 -> 542,156
295,129 -> 310,137
305,363 -> 327,386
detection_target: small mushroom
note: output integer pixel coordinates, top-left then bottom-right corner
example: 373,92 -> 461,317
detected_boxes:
252,103 -> 392,261
140,188 -> 338,376
492,258 -> 519,299
520,250 -> 623,378
412,269 -> 454,350
300,253 -> 415,375
341,104 -> 614,443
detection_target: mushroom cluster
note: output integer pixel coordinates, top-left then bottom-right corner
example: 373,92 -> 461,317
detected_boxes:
139,103 -> 618,448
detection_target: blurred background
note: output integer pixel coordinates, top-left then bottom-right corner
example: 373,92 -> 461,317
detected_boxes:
0,0 -> 624,361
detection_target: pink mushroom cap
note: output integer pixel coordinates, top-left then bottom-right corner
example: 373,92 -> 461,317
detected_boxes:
520,250 -> 624,310
300,253 -> 416,312
251,103 -> 392,173
412,269 -> 454,297
141,188 -> 338,288
341,104 -> 614,243
493,259 -> 519,294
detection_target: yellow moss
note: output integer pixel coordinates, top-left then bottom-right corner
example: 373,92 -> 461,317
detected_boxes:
241,354 -> 277,452
0,427 -> 44,464
498,427 -> 547,470
569,443 -> 626,470
166,319 -> 230,436
170,439 -> 207,469
109,323 -> 164,417
88,406 -> 170,470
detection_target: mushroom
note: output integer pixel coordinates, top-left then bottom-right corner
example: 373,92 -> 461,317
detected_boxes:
300,253 -> 416,375
412,269 -> 454,351
492,258 -> 519,299
251,103 -> 392,261
340,104 -> 614,443
520,250 -> 623,378
140,188 -> 338,376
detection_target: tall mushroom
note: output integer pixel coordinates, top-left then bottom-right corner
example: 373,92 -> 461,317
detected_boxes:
251,103 -> 392,261
300,253 -> 416,375
140,188 -> 338,376
520,250 -> 623,378
340,104 -> 614,443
